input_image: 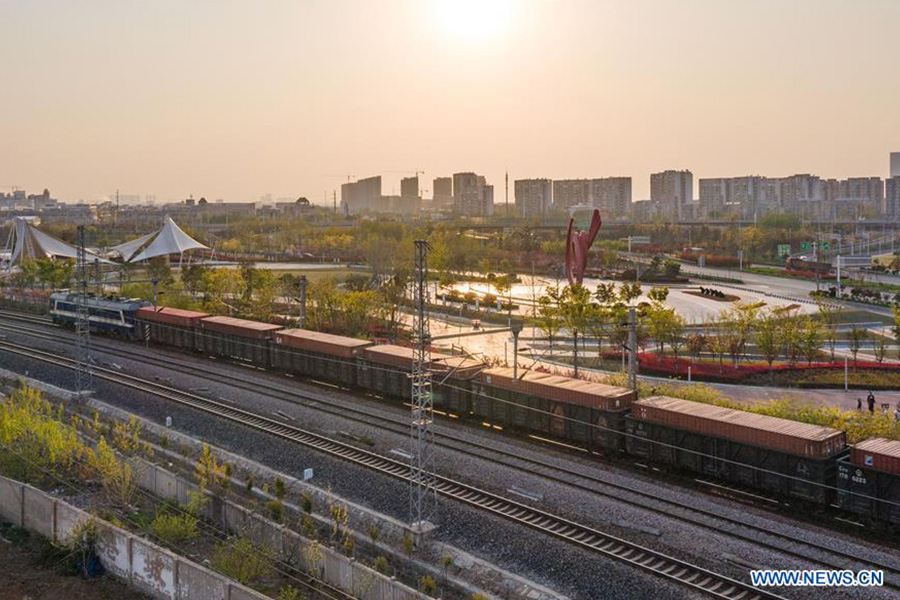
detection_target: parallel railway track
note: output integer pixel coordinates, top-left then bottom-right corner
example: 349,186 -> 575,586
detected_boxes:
0,333 -> 786,600
1,314 -> 899,586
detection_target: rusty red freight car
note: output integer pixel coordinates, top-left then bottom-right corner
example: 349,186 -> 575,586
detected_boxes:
473,368 -> 635,450
273,328 -> 373,385
136,306 -> 210,349
626,396 -> 846,503
197,316 -> 282,363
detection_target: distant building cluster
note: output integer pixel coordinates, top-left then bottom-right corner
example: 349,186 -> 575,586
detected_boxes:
696,174 -> 893,222
340,175 -> 422,215
4,152 -> 899,225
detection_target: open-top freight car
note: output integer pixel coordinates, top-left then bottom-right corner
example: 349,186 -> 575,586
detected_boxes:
272,328 -> 373,385
50,292 -> 149,339
626,396 -> 847,503
197,316 -> 283,364
837,438 -> 900,527
356,344 -> 484,408
136,306 -> 210,349
473,368 -> 635,451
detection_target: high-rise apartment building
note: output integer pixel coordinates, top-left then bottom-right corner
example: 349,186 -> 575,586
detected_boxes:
774,174 -> 825,220
341,176 -> 382,214
399,176 -> 421,213
552,179 -> 591,209
453,172 -> 493,217
514,178 -> 552,218
699,176 -> 765,219
650,170 -> 693,220
591,177 -> 632,217
891,152 -> 900,178
432,177 -> 453,208
886,177 -> 900,218
825,177 -> 884,219
401,176 -> 419,200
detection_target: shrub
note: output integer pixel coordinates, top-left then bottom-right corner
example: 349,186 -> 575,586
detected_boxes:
267,499 -> 284,523
373,555 -> 389,574
367,524 -> 380,544
342,535 -> 355,557
277,586 -> 306,600
403,533 -> 414,556
300,491 -> 313,513
150,512 -> 198,545
301,514 -> 317,539
420,575 -> 437,596
211,537 -> 273,586
274,477 -> 287,500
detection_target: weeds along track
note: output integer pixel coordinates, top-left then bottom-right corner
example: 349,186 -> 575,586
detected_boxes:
2,313 -> 899,594
0,330 -> 789,600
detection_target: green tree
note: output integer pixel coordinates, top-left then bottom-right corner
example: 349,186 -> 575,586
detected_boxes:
200,268 -> 245,314
755,310 -> 781,379
686,331 -> 707,364
893,306 -> 900,360
799,317 -> 824,366
618,282 -> 643,305
537,283 -> 564,355
560,284 -> 592,376
848,325 -> 867,364
818,301 -> 842,361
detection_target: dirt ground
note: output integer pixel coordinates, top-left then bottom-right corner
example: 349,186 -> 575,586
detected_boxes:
0,529 -> 148,600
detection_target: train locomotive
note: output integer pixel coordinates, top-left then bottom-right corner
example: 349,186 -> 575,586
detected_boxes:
40,294 -> 900,531
49,292 -> 149,339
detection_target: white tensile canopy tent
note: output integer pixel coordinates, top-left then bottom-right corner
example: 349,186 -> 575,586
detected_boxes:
3,217 -> 111,270
110,216 -> 208,263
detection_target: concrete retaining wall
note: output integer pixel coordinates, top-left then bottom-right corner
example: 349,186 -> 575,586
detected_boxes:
125,458 -> 430,600
0,475 -> 267,600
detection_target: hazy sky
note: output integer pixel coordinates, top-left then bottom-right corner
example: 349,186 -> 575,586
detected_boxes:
1,0 -> 898,204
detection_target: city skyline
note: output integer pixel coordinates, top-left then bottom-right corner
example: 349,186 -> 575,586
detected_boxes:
1,0 -> 898,204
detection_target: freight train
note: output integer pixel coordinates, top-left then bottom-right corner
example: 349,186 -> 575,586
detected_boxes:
46,292 -> 900,530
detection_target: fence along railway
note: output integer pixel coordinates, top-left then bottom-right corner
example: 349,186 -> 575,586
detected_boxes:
0,333 -> 787,600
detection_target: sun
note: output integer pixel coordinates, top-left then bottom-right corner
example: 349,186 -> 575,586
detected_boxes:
434,0 -> 515,41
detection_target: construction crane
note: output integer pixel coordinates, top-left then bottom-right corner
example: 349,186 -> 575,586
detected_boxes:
324,174 -> 357,183
385,169 -> 426,178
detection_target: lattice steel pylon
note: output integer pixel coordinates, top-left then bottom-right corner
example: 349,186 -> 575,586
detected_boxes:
409,239 -> 436,530
75,225 -> 92,394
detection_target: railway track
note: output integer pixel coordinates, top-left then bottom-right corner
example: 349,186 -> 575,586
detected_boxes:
0,334 -> 786,600
1,313 -> 899,589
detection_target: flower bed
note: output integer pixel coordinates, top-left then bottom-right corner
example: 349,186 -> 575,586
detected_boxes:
637,353 -> 900,384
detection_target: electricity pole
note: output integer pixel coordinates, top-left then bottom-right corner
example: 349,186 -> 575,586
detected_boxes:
409,240 -> 436,538
627,307 -> 638,391
75,225 -> 92,394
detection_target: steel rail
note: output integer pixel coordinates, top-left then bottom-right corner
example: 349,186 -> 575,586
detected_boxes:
0,337 -> 783,600
1,316 -> 898,587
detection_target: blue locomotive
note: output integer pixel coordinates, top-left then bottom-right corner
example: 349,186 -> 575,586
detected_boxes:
49,292 -> 149,339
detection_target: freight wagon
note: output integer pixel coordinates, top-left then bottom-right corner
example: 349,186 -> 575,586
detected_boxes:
272,328 -> 372,386
357,345 -> 483,408
837,438 -> 900,528
197,316 -> 283,364
137,306 -> 209,349
54,293 -> 900,528
473,368 -> 635,451
626,396 -> 846,503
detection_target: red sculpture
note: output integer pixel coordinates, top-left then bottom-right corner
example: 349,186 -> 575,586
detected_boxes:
565,209 -> 602,285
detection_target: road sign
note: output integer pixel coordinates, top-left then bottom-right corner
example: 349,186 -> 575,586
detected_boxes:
801,242 -> 811,251
820,241 -> 830,250
777,244 -> 791,257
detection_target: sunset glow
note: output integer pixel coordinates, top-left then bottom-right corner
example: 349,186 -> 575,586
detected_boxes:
434,0 -> 515,40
